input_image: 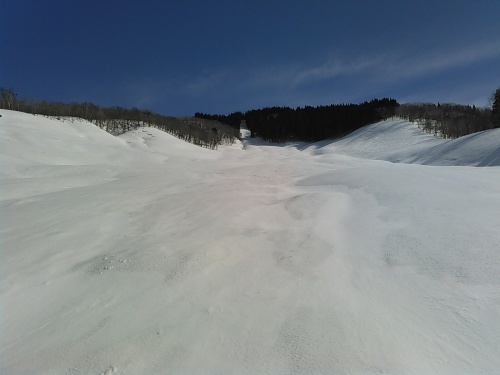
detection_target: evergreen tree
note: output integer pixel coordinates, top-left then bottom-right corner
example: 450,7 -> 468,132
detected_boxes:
492,88 -> 500,128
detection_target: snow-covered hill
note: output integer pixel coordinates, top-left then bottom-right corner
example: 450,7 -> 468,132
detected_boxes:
1,110 -> 499,374
308,118 -> 500,166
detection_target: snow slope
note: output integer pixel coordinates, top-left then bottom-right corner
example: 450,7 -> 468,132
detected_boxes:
1,110 -> 499,374
309,118 -> 500,166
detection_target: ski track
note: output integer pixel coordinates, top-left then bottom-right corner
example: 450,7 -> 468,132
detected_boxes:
1,110 -> 499,374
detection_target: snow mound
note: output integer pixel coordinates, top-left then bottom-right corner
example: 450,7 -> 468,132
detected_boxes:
119,127 -> 222,160
0,110 -> 131,173
308,119 -> 500,166
0,110 -> 223,199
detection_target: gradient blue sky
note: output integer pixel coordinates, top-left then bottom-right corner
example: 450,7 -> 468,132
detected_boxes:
2,0 -> 500,116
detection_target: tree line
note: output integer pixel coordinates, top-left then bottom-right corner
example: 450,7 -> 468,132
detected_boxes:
0,88 -> 239,149
197,98 -> 399,143
490,88 -> 500,130
195,88 -> 500,143
395,102 -> 495,139
2,87 -> 498,145
198,89 -> 500,142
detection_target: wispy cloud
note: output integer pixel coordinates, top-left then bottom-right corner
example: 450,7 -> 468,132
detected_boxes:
289,39 -> 500,88
291,57 -> 383,87
384,40 -> 500,80
167,39 -> 500,112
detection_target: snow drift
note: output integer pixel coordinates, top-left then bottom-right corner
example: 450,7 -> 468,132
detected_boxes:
1,110 -> 499,374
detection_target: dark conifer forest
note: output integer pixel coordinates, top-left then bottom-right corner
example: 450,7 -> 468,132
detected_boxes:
197,98 -> 399,142
197,91 -> 499,142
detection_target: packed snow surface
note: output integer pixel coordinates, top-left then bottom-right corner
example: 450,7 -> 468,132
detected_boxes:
1,110 -> 499,374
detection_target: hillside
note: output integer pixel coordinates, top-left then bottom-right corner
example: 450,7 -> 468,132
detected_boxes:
307,118 -> 500,166
1,110 -> 499,374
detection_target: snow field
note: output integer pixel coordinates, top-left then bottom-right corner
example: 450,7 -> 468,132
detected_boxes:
1,110 -> 499,374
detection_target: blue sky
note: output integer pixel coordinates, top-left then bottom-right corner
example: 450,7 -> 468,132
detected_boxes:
2,0 -> 500,116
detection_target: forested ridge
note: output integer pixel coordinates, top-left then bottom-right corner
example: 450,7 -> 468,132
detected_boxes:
197,88 -> 500,142
2,87 -> 499,146
0,88 -> 239,149
197,98 -> 398,143
396,102 -> 495,139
